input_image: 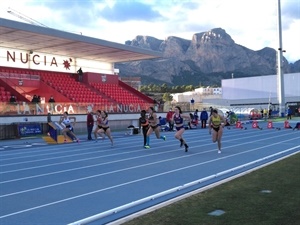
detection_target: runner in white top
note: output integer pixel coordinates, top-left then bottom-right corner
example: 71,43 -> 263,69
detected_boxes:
59,111 -> 79,143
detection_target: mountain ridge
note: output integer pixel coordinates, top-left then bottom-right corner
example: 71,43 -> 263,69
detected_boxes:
116,28 -> 300,86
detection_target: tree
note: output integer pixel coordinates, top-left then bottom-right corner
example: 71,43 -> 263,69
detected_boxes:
162,93 -> 173,102
185,85 -> 194,91
161,83 -> 168,92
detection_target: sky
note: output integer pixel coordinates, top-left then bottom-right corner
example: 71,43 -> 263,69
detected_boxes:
0,0 -> 299,63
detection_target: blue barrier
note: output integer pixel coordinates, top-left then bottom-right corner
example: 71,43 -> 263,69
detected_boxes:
18,123 -> 42,137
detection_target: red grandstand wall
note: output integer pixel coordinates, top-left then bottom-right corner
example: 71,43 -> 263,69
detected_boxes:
0,78 -> 28,102
118,80 -> 153,103
84,72 -> 119,84
3,78 -> 40,89
1,66 -> 154,110
26,81 -> 71,103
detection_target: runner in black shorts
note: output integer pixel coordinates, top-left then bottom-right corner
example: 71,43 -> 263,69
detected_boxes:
144,107 -> 166,149
208,109 -> 226,153
172,106 -> 190,152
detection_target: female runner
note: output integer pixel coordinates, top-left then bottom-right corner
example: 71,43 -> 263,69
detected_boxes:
144,107 -> 166,149
59,111 -> 79,143
208,109 -> 227,153
172,106 -> 190,152
93,110 -> 104,142
139,110 -> 149,147
97,111 -> 114,146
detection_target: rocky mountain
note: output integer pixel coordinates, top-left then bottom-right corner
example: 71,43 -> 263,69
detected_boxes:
115,28 -> 300,86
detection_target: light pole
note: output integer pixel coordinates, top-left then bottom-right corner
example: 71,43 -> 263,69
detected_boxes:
277,0 -> 285,117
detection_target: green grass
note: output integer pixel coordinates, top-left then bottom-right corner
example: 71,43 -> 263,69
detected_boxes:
263,117 -> 287,122
123,153 -> 300,225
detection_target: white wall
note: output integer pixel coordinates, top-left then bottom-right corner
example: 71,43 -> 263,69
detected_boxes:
222,73 -> 300,100
0,47 -> 114,74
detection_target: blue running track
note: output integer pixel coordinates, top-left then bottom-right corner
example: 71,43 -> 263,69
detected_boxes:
0,121 -> 299,225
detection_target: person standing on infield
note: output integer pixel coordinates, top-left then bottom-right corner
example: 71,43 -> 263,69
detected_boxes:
87,110 -> 94,140
166,108 -> 175,131
208,109 -> 226,153
200,108 -> 208,128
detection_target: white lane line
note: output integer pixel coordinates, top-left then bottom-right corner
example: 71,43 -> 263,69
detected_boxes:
0,129 -> 292,171
1,144 -> 299,220
0,134 -> 150,158
0,127 -> 273,160
0,131 -> 296,184
70,149 -> 300,225
1,136 -> 299,198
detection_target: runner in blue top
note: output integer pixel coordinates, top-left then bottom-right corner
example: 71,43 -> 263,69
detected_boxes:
171,106 -> 191,152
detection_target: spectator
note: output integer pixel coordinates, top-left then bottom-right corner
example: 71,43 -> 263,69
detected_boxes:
77,67 -> 83,82
209,106 -> 213,116
193,109 -> 199,121
154,102 -> 158,111
263,108 -> 268,119
294,108 -> 298,117
87,110 -> 94,140
188,109 -> 199,128
166,108 -> 175,131
48,95 -> 55,103
188,113 -> 194,129
48,95 -> 55,114
190,98 -> 195,110
287,107 -> 292,120
31,94 -> 39,103
9,95 -> 16,103
268,108 -> 272,119
200,108 -> 208,128
260,108 -> 264,118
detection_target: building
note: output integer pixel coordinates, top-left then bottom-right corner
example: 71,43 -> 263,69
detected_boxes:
0,18 -> 162,116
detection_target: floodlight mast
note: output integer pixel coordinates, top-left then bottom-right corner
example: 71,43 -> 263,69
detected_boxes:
7,8 -> 48,27
277,0 -> 285,116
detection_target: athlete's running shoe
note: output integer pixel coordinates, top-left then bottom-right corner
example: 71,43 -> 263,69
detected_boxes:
162,136 -> 166,141
184,144 -> 188,152
144,145 -> 150,149
180,140 -> 183,147
218,150 -> 221,154
76,139 -> 80,143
